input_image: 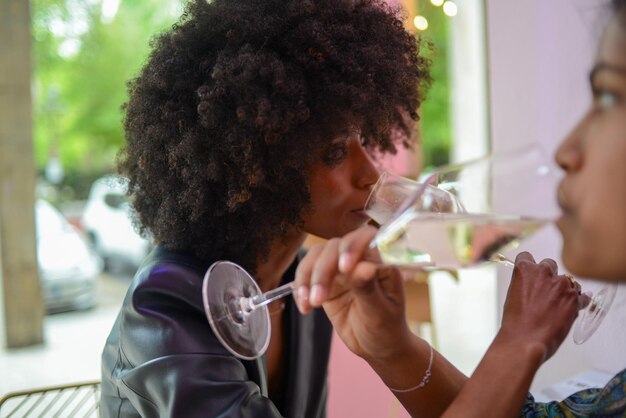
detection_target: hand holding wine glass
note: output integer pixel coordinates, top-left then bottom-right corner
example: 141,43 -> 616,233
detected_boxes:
500,252 -> 582,362
293,227 -> 413,362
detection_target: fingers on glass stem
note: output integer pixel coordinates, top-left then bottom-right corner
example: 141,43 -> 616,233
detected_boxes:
295,286 -> 311,313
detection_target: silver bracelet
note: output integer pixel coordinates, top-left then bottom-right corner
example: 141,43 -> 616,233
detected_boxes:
387,344 -> 434,393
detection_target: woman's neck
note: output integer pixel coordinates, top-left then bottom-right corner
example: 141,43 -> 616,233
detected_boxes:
256,231 -> 307,292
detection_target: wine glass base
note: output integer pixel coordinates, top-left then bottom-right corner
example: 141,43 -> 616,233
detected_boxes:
202,261 -> 270,360
572,283 -> 618,345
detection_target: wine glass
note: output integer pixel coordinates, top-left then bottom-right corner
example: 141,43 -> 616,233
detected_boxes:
366,146 -> 617,344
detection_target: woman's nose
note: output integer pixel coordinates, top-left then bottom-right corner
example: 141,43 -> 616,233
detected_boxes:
353,145 -> 380,189
555,121 -> 584,173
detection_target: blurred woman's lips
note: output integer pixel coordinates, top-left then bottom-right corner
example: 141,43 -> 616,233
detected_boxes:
555,194 -> 574,232
556,184 -> 572,215
557,198 -> 569,216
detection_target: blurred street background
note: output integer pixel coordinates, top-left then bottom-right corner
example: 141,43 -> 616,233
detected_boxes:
0,269 -> 130,395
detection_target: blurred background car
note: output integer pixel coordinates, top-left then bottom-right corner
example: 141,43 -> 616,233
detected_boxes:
81,176 -> 152,272
36,199 -> 102,313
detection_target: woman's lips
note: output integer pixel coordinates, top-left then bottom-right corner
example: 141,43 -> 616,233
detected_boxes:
556,186 -> 575,231
351,209 -> 370,220
557,185 -> 572,216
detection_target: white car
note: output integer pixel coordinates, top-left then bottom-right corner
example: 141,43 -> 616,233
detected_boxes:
36,199 -> 102,313
81,176 -> 151,270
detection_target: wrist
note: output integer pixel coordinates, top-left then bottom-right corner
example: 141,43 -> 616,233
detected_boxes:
361,326 -> 417,366
366,334 -> 432,391
493,329 -> 547,365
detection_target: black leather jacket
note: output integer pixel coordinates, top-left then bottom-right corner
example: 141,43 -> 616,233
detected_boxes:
101,246 -> 332,417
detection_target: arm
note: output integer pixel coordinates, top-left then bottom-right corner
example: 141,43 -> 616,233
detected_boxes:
115,353 -> 283,417
440,332 -> 544,417
294,226 -> 581,418
440,252 -> 581,418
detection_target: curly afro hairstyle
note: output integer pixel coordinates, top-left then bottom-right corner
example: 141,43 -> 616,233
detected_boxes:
118,0 -> 431,273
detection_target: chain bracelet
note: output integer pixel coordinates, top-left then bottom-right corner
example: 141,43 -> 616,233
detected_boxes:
387,344 -> 434,393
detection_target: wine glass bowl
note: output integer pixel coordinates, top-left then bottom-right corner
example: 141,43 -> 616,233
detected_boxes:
365,171 -> 464,226
370,146 -> 555,270
572,279 -> 618,344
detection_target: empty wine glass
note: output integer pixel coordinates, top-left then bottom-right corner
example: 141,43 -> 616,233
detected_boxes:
366,145 -> 617,344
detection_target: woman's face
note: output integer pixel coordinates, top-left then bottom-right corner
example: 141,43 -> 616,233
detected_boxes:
555,15 -> 626,281
302,129 -> 380,239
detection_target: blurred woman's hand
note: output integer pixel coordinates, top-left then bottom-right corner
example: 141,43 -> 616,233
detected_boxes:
499,252 -> 585,362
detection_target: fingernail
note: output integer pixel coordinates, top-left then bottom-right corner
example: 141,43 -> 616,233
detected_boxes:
297,286 -> 309,302
339,253 -> 353,272
310,284 -> 325,306
296,286 -> 309,313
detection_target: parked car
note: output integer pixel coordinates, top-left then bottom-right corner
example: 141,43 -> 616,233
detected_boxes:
36,199 -> 102,313
81,176 -> 151,271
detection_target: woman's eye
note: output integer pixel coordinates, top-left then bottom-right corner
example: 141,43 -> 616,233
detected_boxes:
359,135 -> 367,146
595,90 -> 619,110
322,144 -> 347,165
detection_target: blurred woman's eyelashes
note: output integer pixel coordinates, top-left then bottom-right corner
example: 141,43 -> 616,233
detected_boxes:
592,88 -> 621,110
589,64 -> 626,111
321,131 -> 368,166
599,90 -> 619,109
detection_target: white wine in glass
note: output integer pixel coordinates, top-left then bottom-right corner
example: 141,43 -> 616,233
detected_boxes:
375,213 -> 547,269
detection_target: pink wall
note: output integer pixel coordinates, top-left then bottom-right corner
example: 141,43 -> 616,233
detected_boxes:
487,0 -> 596,156
327,331 -> 411,418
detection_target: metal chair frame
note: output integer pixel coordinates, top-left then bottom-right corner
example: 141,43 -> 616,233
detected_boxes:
0,380 -> 100,418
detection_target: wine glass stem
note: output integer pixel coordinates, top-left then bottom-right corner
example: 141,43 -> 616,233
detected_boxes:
247,282 -> 295,312
242,254 -> 513,314
491,253 -> 514,267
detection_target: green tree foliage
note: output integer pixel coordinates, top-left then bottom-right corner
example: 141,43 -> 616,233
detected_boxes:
32,0 -> 181,177
417,1 -> 452,169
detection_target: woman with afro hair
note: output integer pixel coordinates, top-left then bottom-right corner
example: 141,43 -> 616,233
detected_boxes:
101,0 -> 434,416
